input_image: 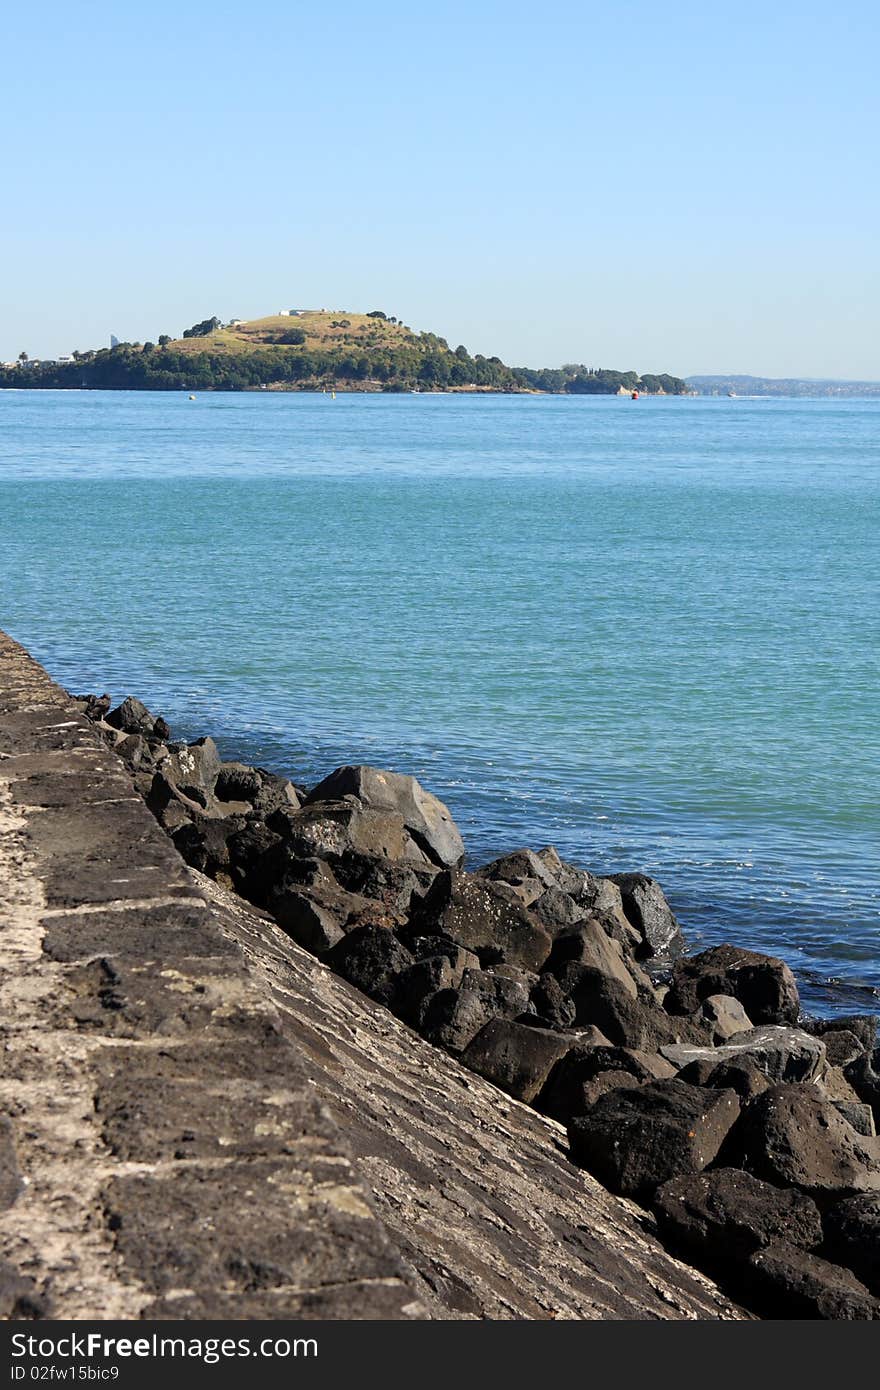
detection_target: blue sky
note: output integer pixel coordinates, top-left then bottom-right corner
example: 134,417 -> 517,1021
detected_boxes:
3,1 -> 878,377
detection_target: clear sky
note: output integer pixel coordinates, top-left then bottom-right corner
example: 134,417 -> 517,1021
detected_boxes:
3,1 -> 879,377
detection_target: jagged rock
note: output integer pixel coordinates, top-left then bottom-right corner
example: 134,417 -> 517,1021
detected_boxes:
266,886 -> 352,954
844,1049 -> 880,1122
106,695 -> 163,737
538,1045 -> 676,1124
676,1057 -> 771,1102
410,870 -> 552,972
461,1020 -> 574,1103
531,886 -> 590,933
567,1080 -> 740,1198
159,738 -> 222,805
529,973 -> 577,1029
817,1030 -> 865,1068
278,799 -> 433,870
171,812 -> 249,880
820,1064 -> 864,1106
747,1242 -> 880,1319
823,1194 -> 880,1293
653,1169 -> 822,1264
661,1026 -> 826,1085
324,925 -> 415,1008
804,1014 -> 878,1052
251,770 -> 303,819
700,994 -> 753,1043
608,873 -> 684,957
833,1102 -> 877,1138
665,943 -> 800,1025
544,921 -> 640,999
419,968 -> 533,1053
304,765 -> 464,868
335,857 -> 438,913
74,692 -> 111,722
555,968 -> 708,1051
732,1084 -> 880,1195
215,762 -> 262,802
476,849 -> 558,899
395,947 -> 479,1026
224,823 -> 283,898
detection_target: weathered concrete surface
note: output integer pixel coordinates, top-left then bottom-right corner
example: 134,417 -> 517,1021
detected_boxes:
0,631 -> 746,1319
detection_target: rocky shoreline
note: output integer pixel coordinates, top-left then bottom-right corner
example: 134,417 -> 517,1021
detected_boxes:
74,690 -> 880,1320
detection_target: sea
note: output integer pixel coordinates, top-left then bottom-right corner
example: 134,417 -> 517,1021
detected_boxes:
1,388 -> 877,1016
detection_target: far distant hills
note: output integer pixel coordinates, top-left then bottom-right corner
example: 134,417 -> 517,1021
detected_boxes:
0,310 -> 688,396
688,374 -> 880,398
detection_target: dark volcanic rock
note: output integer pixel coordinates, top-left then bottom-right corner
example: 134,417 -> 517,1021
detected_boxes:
214,762 -> 263,803
171,812 -> 249,880
324,925 -> 415,1008
106,696 -> 162,737
844,1048 -> 880,1123
544,921 -> 640,998
304,764 -> 465,868
160,738 -> 222,804
804,1014 -> 878,1052
419,968 -> 533,1053
529,972 -> 577,1029
818,1030 -> 865,1069
832,1102 -> 876,1138
732,1084 -> 880,1195
747,1242 -> 880,1319
411,870 -> 552,972
823,1194 -> 880,1293
567,1080 -> 740,1198
699,993 -> 753,1043
394,947 -> 479,1026
279,799 -> 432,870
461,1020 -> 573,1103
665,943 -> 800,1025
661,1026 -> 826,1085
608,872 -> 684,957
653,1169 -> 822,1264
538,1045 -> 675,1124
555,968 -> 707,1051
676,1057 -> 771,1102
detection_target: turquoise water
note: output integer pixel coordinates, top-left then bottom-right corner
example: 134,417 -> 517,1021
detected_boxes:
1,389 -> 878,1014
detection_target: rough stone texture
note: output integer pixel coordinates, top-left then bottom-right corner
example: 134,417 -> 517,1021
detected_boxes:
0,631 -> 745,1321
653,1169 -> 822,1264
460,1019 -> 573,1103
747,1243 -> 880,1320
666,944 -> 800,1025
732,1084 -> 880,1195
608,873 -> 684,957
823,1194 -> 880,1293
661,1026 -> 827,1085
568,1081 -> 741,1198
304,765 -> 465,869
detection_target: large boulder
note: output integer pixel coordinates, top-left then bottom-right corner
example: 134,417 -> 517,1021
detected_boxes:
544,921 -> 641,999
732,1084 -> 880,1195
661,1026 -> 827,1085
538,1045 -> 675,1124
676,1057 -> 771,1103
653,1169 -> 822,1265
106,695 -> 164,738
461,1020 -> 573,1103
553,968 -> 708,1051
279,800 -> 433,870
700,994 -> 753,1043
394,945 -> 480,1026
804,1014 -> 878,1052
159,738 -> 222,805
323,925 -> 414,1008
608,873 -> 684,957
411,870 -> 552,973
304,765 -> 464,868
567,1080 -> 740,1198
844,1048 -> 880,1124
747,1242 -> 880,1319
665,943 -> 800,1025
419,968 -> 533,1053
823,1194 -> 880,1293
529,973 -> 577,1030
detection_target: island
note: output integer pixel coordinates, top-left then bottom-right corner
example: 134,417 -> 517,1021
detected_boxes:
0,309 -> 689,396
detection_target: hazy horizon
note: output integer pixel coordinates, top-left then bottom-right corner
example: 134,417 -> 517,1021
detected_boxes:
3,1 -> 878,379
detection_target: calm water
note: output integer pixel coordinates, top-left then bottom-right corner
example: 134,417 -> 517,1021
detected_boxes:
1,389 -> 878,1015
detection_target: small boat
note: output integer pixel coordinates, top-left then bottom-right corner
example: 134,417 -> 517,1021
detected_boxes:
188,394 -> 196,401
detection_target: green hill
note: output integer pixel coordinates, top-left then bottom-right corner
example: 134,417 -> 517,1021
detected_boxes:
1,310 -> 688,396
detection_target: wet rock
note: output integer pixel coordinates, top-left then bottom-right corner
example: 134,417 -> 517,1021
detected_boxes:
676,1056 -> 771,1102
661,1026 -> 826,1085
411,869 -> 552,973
419,968 -> 533,1054
608,873 -> 684,957
461,1020 -> 573,1103
732,1084 -> 880,1195
665,943 -> 800,1025
567,1080 -> 740,1198
324,925 -> 415,1008
747,1242 -> 880,1319
823,1193 -> 880,1293
654,1169 -> 822,1264
304,765 -> 464,868
538,1045 -> 675,1124
700,993 -> 753,1043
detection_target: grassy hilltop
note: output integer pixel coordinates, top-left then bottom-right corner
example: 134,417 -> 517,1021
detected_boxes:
1,309 -> 688,396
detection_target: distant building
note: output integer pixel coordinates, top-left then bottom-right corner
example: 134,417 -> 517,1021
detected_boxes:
278,309 -> 305,317
110,334 -> 119,348
229,319 -> 244,327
